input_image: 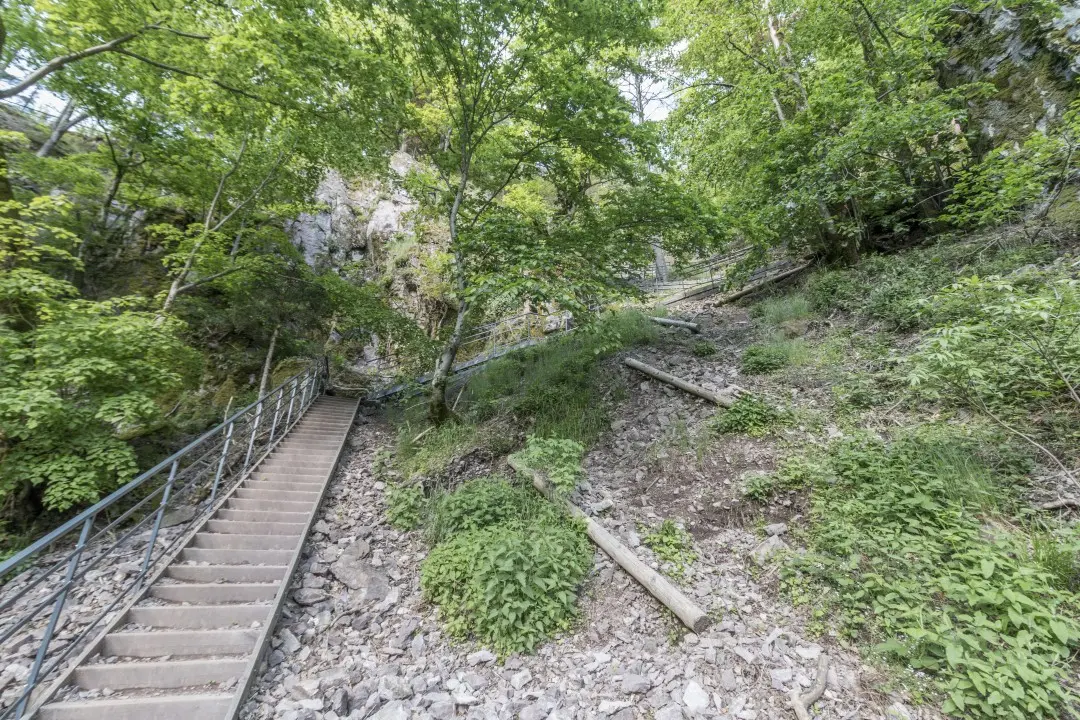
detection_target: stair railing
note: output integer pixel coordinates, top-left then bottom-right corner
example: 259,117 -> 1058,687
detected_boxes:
0,362 -> 327,719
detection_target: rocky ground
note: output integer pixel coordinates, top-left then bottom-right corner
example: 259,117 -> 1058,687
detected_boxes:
241,304 -> 939,720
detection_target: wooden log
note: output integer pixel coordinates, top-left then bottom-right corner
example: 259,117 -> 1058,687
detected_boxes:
508,456 -> 712,634
649,317 -> 700,333
624,357 -> 739,408
712,263 -> 812,306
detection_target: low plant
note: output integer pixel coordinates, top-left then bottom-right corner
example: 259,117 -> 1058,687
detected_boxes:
753,293 -> 813,325
783,430 -> 1080,719
385,482 -> 425,530
426,475 -> 556,544
740,336 -> 807,374
420,515 -> 591,654
742,455 -> 823,501
513,435 -> 585,494
395,421 -> 480,479
711,395 -> 784,437
642,518 -> 697,579
691,340 -> 717,357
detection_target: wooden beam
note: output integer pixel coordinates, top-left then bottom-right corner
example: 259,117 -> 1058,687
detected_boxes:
508,457 -> 712,634
624,357 -> 740,407
649,317 -> 700,333
712,263 -> 812,306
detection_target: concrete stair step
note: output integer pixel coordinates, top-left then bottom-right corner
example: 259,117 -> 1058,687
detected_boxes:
179,547 -> 293,565
234,488 -> 320,502
205,519 -> 305,535
127,604 -> 271,629
246,467 -> 331,478
253,471 -> 327,481
213,509 -> 308,523
102,629 -> 258,657
165,564 -> 288,583
226,498 -> 314,512
190,533 -> 299,550
74,657 -> 248,691
38,694 -> 233,720
150,582 -> 279,604
242,481 -> 321,493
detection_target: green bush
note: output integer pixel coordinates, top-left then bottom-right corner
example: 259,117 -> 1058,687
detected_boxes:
691,340 -> 717,357
753,293 -> 812,325
385,482 -> 425,530
785,430 -> 1079,719
740,343 -> 790,373
512,435 -> 585,494
642,518 -> 697,579
743,455 -> 824,501
711,395 -> 783,437
426,475 -> 555,544
421,517 -> 591,654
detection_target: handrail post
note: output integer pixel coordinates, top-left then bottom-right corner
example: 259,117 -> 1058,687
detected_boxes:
283,378 -> 299,430
267,386 -> 285,447
14,515 -> 94,718
241,400 -> 264,476
209,421 -> 234,504
141,460 -> 178,575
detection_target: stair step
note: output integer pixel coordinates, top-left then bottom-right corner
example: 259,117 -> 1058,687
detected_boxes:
127,604 -> 271,629
253,471 -> 328,481
190,533 -> 298,550
179,547 -> 293,565
234,488 -> 320,502
213,509 -> 308,523
242,481 -> 322,494
166,564 -> 288,583
150,582 -> 279,604
74,657 -> 248,690
226,498 -> 314,512
38,694 -> 233,720
102,629 -> 258,657
205,519 -> 305,535
247,467 -> 331,478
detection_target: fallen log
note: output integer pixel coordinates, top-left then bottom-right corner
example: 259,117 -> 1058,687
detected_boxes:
712,263 -> 812,306
508,456 -> 712,634
650,316 -> 700,333
624,357 -> 741,407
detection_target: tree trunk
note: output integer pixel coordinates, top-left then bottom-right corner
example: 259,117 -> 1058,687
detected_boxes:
258,325 -> 280,397
428,299 -> 469,424
651,242 -> 669,281
36,97 -> 86,158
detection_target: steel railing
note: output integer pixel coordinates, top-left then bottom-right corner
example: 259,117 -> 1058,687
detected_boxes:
632,246 -> 754,295
0,362 -> 327,719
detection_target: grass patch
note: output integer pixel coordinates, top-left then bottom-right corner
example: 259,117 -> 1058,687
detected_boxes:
753,293 -> 813,325
463,309 -> 659,443
711,395 -> 785,437
691,340 -> 717,357
782,427 -> 1078,719
642,518 -> 697,579
394,421 -> 481,479
740,336 -> 808,374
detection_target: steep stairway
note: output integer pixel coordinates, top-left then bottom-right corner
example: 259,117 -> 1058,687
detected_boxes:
35,396 -> 358,720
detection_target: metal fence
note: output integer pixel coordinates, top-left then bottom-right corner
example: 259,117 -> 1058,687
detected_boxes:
632,246 -> 754,296
0,363 -> 327,718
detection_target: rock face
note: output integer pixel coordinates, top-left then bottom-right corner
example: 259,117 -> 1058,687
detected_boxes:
288,153 -> 419,269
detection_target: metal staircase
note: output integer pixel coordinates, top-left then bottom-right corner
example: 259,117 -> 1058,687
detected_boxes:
0,366 -> 357,720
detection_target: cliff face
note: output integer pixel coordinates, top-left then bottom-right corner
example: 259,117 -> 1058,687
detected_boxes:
943,3 -> 1080,151
288,151 -> 421,271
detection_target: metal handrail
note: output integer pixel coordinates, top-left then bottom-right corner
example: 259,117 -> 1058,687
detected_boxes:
0,362 -> 327,719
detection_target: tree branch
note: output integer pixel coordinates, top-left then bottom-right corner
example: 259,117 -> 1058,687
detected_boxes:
0,32 -> 142,98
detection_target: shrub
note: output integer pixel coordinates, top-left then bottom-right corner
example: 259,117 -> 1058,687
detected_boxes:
691,340 -> 717,357
785,431 -> 1080,719
711,395 -> 783,437
740,343 -> 789,373
512,435 -> 585,494
385,482 -> 425,530
426,475 -> 557,544
642,519 -> 697,579
753,293 -> 813,325
420,518 -> 591,654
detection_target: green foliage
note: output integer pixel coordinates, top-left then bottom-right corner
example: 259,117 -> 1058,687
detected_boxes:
907,264 -> 1080,416
711,395 -> 784,437
465,310 -> 658,443
426,475 -> 562,545
513,436 -> 585,495
0,198 -> 197,514
420,474 -> 591,654
642,518 -> 697,579
743,455 -> 824,502
785,429 -> 1079,719
740,340 -> 803,374
753,294 -> 812,326
385,483 -> 426,531
691,340 -> 717,357
395,422 -> 481,479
